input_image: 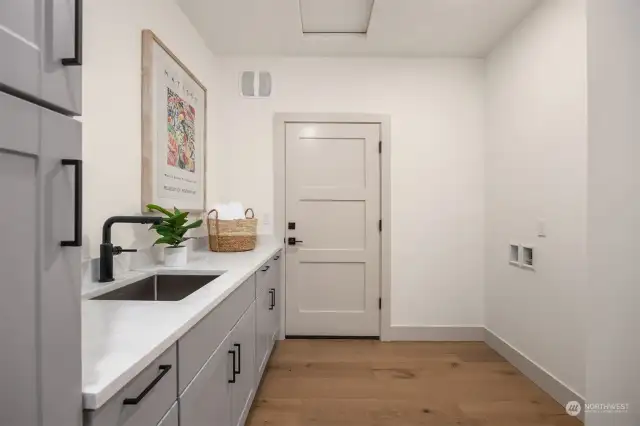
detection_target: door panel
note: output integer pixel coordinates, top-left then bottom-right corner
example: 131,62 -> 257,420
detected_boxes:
285,123 -> 381,336
180,335 -> 232,426
255,290 -> 270,377
231,303 -> 255,426
42,0 -> 82,114
0,0 -> 81,114
0,151 -> 39,426
271,254 -> 282,342
297,262 -> 366,311
157,403 -> 178,426
0,92 -> 82,426
0,0 -> 40,99
39,107 -> 82,426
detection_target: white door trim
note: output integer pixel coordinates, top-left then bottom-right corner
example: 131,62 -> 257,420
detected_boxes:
273,113 -> 392,341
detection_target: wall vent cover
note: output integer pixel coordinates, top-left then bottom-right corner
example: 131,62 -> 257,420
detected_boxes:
240,71 -> 272,98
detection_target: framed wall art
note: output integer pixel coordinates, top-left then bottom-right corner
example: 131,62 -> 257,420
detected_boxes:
141,29 -> 207,212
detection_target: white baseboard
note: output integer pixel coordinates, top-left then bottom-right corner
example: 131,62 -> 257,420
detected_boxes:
385,325 -> 583,422
387,325 -> 485,341
484,328 -> 584,423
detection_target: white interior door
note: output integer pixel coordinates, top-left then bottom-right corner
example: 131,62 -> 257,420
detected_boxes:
285,122 -> 381,336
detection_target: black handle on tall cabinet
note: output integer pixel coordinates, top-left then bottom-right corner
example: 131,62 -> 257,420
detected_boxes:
61,0 -> 83,66
61,159 -> 83,247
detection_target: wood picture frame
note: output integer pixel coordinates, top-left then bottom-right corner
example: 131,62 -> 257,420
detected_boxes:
141,29 -> 207,212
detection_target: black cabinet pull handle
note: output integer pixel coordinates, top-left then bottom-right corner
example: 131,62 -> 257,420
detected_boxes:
274,255 -> 280,260
269,289 -> 275,310
228,350 -> 237,383
61,159 -> 82,247
233,343 -> 241,375
123,365 -> 171,405
261,265 -> 270,272
61,0 -> 83,66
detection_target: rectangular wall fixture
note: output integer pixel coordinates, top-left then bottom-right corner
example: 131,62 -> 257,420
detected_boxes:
300,0 -> 375,34
522,245 -> 535,270
509,243 -> 520,267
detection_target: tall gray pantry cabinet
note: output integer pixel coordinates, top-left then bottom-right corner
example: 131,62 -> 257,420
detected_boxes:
0,1 -> 83,426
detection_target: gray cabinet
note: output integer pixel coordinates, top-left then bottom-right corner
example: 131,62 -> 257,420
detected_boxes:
178,276 -> 255,394
0,0 -> 82,114
180,335 -> 232,426
270,253 -> 282,343
255,284 -> 272,377
180,302 -> 256,426
255,253 -> 282,379
156,403 -> 178,426
0,91 -> 82,426
89,253 -> 281,426
84,346 -> 178,426
230,303 -> 256,426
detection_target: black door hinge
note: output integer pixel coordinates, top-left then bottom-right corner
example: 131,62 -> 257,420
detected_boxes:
378,219 -> 382,232
379,141 -> 382,154
379,297 -> 382,310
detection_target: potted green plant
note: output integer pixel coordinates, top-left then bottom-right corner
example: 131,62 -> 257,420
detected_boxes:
146,204 -> 203,267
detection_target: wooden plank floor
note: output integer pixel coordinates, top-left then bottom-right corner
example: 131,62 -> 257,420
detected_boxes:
246,340 -> 581,426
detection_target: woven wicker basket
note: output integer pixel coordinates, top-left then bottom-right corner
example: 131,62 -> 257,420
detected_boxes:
207,208 -> 258,252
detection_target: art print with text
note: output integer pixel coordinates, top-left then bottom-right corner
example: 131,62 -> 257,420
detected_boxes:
166,87 -> 196,173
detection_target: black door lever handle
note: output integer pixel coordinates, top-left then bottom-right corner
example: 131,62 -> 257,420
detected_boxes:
287,237 -> 303,246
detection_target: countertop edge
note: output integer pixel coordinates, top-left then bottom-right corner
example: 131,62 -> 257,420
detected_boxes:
82,244 -> 282,410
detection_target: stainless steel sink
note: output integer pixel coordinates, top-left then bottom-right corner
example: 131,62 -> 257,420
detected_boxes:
91,274 -> 220,301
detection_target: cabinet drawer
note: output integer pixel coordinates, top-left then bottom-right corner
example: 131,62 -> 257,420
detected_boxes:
84,345 -> 177,426
178,275 -> 256,394
256,251 -> 282,301
157,402 -> 178,426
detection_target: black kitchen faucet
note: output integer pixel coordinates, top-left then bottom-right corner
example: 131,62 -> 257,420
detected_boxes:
99,216 -> 163,282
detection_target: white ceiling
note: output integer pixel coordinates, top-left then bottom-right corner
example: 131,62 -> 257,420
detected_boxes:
177,0 -> 540,57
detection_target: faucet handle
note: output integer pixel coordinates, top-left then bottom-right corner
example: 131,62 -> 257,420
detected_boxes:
113,246 -> 138,255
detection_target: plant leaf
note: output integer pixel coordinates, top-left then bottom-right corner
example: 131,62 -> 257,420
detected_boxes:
166,211 -> 188,227
153,236 -> 174,246
182,219 -> 203,230
146,204 -> 173,217
174,207 -> 182,215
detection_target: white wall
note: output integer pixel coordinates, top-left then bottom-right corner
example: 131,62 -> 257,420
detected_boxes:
485,0 -> 587,397
586,0 -> 640,424
213,57 -> 485,326
82,0 -> 220,259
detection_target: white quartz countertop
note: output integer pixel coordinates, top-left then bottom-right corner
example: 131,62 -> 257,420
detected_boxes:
81,238 -> 282,410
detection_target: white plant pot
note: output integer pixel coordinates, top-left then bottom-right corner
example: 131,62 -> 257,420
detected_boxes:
164,246 -> 187,267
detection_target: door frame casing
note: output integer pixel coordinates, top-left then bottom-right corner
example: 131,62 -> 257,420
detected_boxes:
273,113 -> 392,341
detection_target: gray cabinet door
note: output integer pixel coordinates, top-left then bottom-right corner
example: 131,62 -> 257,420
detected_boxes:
157,403 -> 178,426
255,288 -> 271,378
0,0 -> 82,115
230,303 -> 256,426
180,334 -> 232,426
270,254 -> 282,343
0,91 -> 82,426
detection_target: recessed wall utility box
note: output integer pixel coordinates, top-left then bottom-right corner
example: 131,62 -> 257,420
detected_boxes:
509,244 -> 520,266
522,245 -> 535,270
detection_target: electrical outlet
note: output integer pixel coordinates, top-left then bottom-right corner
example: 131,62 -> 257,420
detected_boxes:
263,213 -> 271,225
537,219 -> 546,238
